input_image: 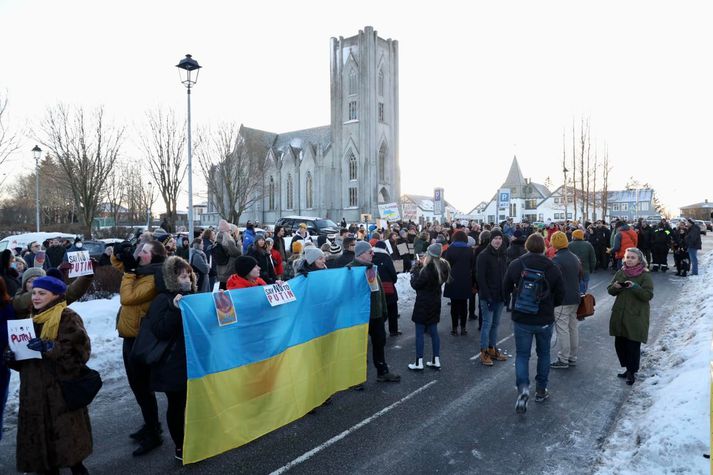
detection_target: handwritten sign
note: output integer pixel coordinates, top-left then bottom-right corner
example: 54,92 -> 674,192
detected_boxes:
263,282 -> 297,307
67,251 -> 93,278
7,319 -> 42,360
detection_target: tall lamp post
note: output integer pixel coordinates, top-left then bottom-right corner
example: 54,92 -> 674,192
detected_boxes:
176,54 -> 201,258
562,165 -> 569,223
146,181 -> 153,229
32,145 -> 42,232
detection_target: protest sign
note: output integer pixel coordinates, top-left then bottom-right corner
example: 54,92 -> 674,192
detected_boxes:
394,260 -> 404,273
263,282 -> 297,307
7,319 -> 42,360
67,251 -> 93,278
396,243 -> 409,255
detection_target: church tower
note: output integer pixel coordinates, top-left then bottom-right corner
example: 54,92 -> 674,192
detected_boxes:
329,26 -> 400,221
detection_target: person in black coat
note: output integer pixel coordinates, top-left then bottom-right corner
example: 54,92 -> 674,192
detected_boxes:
685,219 -> 702,275
0,250 -> 20,297
373,241 -> 401,336
145,255 -> 196,462
332,237 -> 356,268
408,243 -> 451,370
651,223 -> 672,271
472,230 -> 491,330
476,228 -> 509,365
505,230 -> 527,311
636,221 -> 654,269
246,236 -> 276,284
591,222 -> 611,270
443,230 -> 473,336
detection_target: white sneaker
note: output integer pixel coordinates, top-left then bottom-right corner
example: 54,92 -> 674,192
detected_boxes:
426,356 -> 441,369
408,358 -> 424,371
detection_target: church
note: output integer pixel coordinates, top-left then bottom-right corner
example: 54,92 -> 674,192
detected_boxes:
205,26 -> 401,226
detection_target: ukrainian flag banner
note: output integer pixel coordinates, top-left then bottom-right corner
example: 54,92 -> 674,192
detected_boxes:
178,267 -> 372,464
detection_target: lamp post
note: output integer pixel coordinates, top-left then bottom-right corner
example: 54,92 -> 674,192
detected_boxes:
32,145 -> 42,232
146,181 -> 153,229
176,53 -> 201,258
562,165 -> 569,223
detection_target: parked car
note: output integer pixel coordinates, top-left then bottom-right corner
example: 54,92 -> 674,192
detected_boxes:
275,216 -> 340,237
694,220 -> 708,235
0,232 -> 78,252
81,240 -> 110,259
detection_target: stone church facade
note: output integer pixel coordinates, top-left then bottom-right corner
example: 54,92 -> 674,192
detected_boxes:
206,26 -> 400,226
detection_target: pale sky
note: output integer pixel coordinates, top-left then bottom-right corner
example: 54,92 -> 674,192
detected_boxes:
1,0 -> 711,215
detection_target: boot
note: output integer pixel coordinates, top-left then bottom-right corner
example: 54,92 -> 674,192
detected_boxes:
480,349 -> 493,366
460,326 -> 468,336
70,462 -> 89,475
515,388 -> 529,414
130,423 -> 163,441
487,347 -> 508,361
408,358 -> 424,371
132,430 -> 163,456
450,327 -> 458,336
426,356 -> 441,369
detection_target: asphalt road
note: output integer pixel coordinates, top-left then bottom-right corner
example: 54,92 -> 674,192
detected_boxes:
1,239 -> 708,475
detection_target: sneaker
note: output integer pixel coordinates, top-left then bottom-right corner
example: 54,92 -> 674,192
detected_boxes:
480,350 -> 493,366
550,360 -> 570,369
132,432 -> 163,456
426,356 -> 441,369
487,347 -> 508,361
515,389 -> 529,414
377,372 -> 401,382
567,360 -> 577,367
535,389 -> 549,403
408,358 -> 424,371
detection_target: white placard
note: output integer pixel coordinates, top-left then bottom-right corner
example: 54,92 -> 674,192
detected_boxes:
67,251 -> 93,278
263,282 -> 297,307
7,319 -> 42,360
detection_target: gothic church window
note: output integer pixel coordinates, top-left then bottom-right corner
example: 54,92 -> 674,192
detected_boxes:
286,173 -> 294,209
378,68 -> 384,97
348,152 -> 357,181
349,187 -> 358,207
306,172 -> 313,209
378,143 -> 387,181
348,101 -> 358,121
378,103 -> 384,122
348,70 -> 357,95
268,176 -> 275,210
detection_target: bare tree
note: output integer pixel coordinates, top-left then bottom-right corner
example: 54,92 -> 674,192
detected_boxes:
36,104 -> 123,237
601,146 -> 611,221
0,92 -> 19,171
197,123 -> 265,224
571,119 -> 578,220
140,108 -> 185,233
103,166 -> 126,233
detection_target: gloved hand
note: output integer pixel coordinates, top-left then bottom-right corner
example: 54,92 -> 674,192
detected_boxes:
27,338 -> 55,354
115,241 -> 138,271
3,349 -> 15,363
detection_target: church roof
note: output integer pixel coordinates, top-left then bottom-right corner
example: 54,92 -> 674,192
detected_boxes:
402,194 -> 457,212
238,125 -> 278,159
502,156 -> 526,188
239,124 -> 332,162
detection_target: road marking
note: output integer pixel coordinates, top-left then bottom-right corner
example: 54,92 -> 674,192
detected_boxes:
269,380 -> 438,474
588,281 -> 604,291
469,335 -> 513,360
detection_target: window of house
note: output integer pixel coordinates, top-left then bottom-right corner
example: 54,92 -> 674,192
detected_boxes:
349,187 -> 358,207
525,199 -> 537,209
612,203 -> 620,211
348,70 -> 357,95
567,213 -> 572,219
640,202 -> 649,211
621,203 -> 628,211
268,176 -> 275,210
348,101 -> 358,121
554,197 -> 560,204
305,172 -> 313,209
348,152 -> 357,180
286,174 -> 294,210
378,68 -> 384,96
378,102 -> 384,122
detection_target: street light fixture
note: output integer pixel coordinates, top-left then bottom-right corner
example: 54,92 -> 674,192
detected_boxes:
32,145 -> 42,232
176,54 -> 201,258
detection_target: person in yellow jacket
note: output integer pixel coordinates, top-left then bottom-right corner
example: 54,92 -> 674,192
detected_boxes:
111,239 -> 167,456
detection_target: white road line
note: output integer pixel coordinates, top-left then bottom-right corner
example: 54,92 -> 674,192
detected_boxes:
269,380 -> 438,474
469,335 -> 513,360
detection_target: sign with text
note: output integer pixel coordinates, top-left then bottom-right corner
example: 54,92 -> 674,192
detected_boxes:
378,203 -> 401,222
67,251 -> 93,278
7,319 -> 42,360
402,202 -> 419,221
263,282 -> 297,307
433,188 -> 444,216
498,188 -> 511,211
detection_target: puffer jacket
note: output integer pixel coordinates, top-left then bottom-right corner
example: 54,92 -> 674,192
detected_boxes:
613,226 -> 638,260
113,255 -> 165,338
410,260 -> 450,325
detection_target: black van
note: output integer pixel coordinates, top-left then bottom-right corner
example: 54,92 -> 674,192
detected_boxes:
275,216 -> 339,237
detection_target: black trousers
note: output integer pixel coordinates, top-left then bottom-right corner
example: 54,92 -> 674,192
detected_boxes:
595,246 -> 608,270
368,317 -> 389,376
165,389 -> 187,449
614,336 -> 641,374
450,299 -> 468,330
122,338 -> 160,430
468,294 -> 477,317
386,300 -> 399,334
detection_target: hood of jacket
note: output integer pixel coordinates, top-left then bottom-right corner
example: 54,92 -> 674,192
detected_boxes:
162,256 -> 197,293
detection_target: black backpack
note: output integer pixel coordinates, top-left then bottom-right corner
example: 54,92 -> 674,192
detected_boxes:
513,257 -> 550,315
212,242 -> 230,266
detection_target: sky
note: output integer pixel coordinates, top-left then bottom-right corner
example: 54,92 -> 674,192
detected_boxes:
1,0 -> 712,216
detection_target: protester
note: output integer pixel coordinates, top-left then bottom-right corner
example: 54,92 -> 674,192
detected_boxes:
607,248 -> 654,386
325,240 -> 342,269
475,228 -> 508,365
651,222 -> 672,272
0,249 -> 20,296
443,230 -> 473,336
46,238 -> 67,268
505,229 -> 527,310
247,235 -> 276,284
612,222 -> 638,271
296,248 -> 328,275
0,278 -> 15,442
351,241 -> 401,382
672,224 -> 690,276
568,229 -> 597,293
23,241 -> 49,270
215,221 -> 242,290
333,236 -> 356,268
3,276 -> 92,474
471,230 -> 491,329
685,218 -> 702,275
189,238 -> 211,293
549,231 -> 583,369
176,236 -> 190,261
266,238 -> 284,279
503,233 -> 565,414
242,221 -> 257,254
227,256 -> 267,289
408,243 -> 451,370
373,241 -> 400,336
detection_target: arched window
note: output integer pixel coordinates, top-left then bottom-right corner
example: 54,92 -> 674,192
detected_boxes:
378,143 -> 387,182
305,172 -> 313,209
378,68 -> 384,97
348,152 -> 357,181
268,176 -> 275,210
286,173 -> 294,209
348,70 -> 357,95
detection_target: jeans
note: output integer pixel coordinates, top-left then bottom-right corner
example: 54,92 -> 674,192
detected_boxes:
480,300 -> 504,350
415,323 -> 440,359
688,249 -> 698,275
514,321 -> 554,391
579,273 -> 590,294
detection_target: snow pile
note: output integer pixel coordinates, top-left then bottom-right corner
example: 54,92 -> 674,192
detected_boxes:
5,295 -> 124,427
594,253 -> 712,475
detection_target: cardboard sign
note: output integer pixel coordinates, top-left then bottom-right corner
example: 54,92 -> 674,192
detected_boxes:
7,319 -> 42,360
214,291 -> 238,327
396,243 -> 409,255
263,282 -> 297,307
67,251 -> 93,278
394,260 -> 404,273
378,202 -> 401,222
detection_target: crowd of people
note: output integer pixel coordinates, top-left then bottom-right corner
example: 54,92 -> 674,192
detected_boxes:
0,214 -> 703,473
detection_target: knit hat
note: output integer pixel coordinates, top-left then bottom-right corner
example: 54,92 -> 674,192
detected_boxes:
513,229 -> 523,239
291,240 -> 304,255
22,267 -> 46,290
427,243 -> 442,258
329,241 -> 342,255
235,256 -> 258,278
479,230 -> 491,244
31,276 -> 67,295
489,228 -> 504,240
550,231 -> 569,250
572,229 -> 585,240
374,240 -> 388,250
304,247 -> 325,265
46,268 -> 64,280
354,241 -> 373,257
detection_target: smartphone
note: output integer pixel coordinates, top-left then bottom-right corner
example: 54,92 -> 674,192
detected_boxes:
621,281 -> 631,288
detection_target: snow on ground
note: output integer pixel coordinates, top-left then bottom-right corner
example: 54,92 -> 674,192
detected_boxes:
593,252 -> 712,475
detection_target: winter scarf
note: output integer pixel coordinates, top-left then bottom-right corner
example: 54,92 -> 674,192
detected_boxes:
623,262 -> 646,278
32,300 -> 67,340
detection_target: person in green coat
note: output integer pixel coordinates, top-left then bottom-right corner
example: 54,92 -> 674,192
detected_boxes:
607,247 -> 654,386
569,229 -> 597,293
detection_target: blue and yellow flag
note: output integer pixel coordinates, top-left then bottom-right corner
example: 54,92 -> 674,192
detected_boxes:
178,267 -> 371,464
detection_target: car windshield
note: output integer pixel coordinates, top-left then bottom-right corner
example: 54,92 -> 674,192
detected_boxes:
82,242 -> 105,254
315,219 -> 338,229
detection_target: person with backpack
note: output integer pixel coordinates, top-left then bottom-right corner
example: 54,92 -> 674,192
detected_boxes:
475,228 -> 509,365
503,233 -> 565,414
549,232 -> 583,369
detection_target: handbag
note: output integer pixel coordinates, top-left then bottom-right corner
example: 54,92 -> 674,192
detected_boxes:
60,366 -> 103,411
130,316 -> 171,366
577,293 -> 596,319
381,281 -> 396,295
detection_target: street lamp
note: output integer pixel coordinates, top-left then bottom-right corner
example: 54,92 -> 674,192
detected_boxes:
562,165 -> 569,223
146,181 -> 153,229
176,54 -> 201,258
32,145 -> 42,232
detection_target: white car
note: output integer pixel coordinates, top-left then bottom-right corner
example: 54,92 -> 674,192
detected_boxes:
0,232 -> 78,252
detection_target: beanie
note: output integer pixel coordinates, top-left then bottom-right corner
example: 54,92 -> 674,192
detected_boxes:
291,240 -> 304,255
572,229 -> 585,240
328,242 -> 342,255
46,268 -> 64,280
479,230 -> 491,244
513,229 -> 523,239
551,231 -> 569,250
489,228 -> 504,240
374,241 -> 388,250
22,267 -> 46,290
304,247 -> 325,265
354,241 -> 373,258
427,243 -> 442,258
235,256 -> 258,278
31,276 -> 67,295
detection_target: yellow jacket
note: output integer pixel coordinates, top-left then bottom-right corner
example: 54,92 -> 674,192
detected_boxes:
112,255 -> 160,338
